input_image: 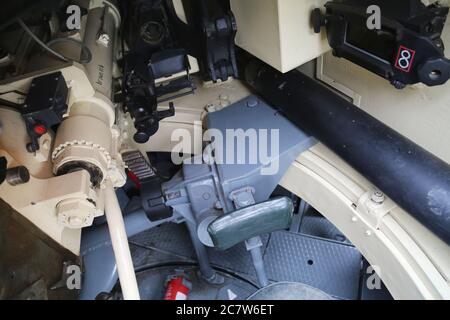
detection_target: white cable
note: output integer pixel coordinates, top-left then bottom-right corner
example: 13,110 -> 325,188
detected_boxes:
104,180 -> 141,300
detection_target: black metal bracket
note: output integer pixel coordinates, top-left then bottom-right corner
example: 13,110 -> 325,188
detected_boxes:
19,71 -> 68,152
163,0 -> 238,82
140,175 -> 173,222
122,49 -> 191,144
120,0 -> 238,144
313,0 -> 450,88
0,157 -> 7,185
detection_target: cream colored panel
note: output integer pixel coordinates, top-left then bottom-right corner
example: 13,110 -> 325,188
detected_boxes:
0,170 -> 91,255
320,13 -> 450,164
231,0 -> 330,72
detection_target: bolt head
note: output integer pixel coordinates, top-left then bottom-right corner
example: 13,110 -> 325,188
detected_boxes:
202,192 -> 211,200
371,190 -> 385,204
56,198 -> 96,229
68,216 -> 83,228
234,192 -> 253,207
246,99 -> 258,108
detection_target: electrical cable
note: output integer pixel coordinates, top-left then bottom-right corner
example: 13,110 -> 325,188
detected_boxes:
128,241 -> 261,289
134,262 -> 260,289
46,38 -> 92,64
17,18 -> 69,62
17,18 -> 93,64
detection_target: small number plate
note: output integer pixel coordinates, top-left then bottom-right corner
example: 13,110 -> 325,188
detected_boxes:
395,45 -> 416,72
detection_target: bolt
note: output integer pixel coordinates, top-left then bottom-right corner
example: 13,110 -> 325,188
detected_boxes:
56,198 -> 96,229
202,192 -> 211,200
371,190 -> 385,204
246,99 -> 258,108
68,216 -> 83,228
234,192 -> 253,207
205,103 -> 216,113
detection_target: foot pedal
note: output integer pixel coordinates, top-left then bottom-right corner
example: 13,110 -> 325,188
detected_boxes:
207,197 -> 293,250
122,151 -> 156,180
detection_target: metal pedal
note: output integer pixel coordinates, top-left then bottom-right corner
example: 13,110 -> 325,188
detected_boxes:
122,151 -> 155,180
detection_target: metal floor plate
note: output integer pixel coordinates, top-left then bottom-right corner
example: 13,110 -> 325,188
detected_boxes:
300,214 -> 350,244
263,232 -> 361,299
130,222 -> 362,300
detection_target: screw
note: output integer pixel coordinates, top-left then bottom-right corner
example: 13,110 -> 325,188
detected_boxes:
246,99 -> 258,108
371,190 -> 385,204
202,192 -> 211,200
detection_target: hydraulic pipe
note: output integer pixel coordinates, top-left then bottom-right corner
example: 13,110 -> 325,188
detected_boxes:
104,181 -> 140,300
245,59 -> 450,244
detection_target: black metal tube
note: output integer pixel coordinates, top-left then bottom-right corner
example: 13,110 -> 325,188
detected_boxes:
245,59 -> 450,244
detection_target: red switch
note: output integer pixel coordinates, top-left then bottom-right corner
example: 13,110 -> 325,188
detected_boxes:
33,124 -> 47,136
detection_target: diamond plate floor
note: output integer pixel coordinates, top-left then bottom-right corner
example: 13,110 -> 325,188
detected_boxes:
130,222 -> 362,300
263,232 -> 361,299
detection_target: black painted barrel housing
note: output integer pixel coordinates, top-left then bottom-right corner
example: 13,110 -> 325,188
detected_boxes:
245,59 -> 450,244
